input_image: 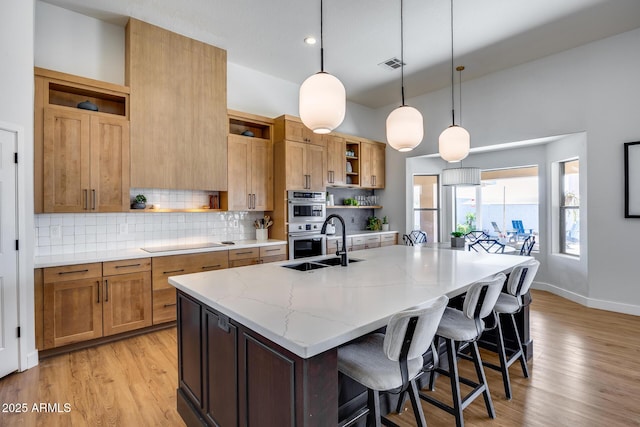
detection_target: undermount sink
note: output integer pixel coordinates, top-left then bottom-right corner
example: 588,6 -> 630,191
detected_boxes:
282,262 -> 329,272
282,257 -> 363,271
314,257 -> 363,266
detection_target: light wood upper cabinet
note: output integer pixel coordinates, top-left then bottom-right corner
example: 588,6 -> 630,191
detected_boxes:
43,107 -> 129,212
281,140 -> 326,191
275,118 -> 318,144
35,68 -> 130,214
360,140 -> 386,189
225,111 -> 274,211
126,18 -> 227,191
325,134 -> 346,186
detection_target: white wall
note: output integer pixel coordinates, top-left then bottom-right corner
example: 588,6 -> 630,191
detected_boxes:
35,1 -> 125,84
1,0 -> 37,368
391,28 -> 640,313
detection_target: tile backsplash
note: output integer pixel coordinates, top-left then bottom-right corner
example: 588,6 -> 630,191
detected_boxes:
35,211 -> 265,256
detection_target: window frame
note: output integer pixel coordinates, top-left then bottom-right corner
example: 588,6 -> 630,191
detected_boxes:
412,174 -> 440,242
559,159 -> 580,256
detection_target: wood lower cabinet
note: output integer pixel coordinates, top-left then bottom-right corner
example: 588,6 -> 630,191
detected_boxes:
152,251 -> 229,324
177,291 -> 337,427
43,263 -> 103,349
229,244 -> 287,268
380,233 -> 398,246
42,260 -> 152,349
102,259 -> 152,336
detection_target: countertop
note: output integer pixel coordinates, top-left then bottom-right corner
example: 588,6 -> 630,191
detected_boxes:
169,245 -> 529,359
325,230 -> 398,239
34,239 -> 287,268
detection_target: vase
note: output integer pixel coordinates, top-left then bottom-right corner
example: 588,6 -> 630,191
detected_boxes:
256,229 -> 268,241
132,202 -> 146,209
382,224 -> 390,231
451,237 -> 465,248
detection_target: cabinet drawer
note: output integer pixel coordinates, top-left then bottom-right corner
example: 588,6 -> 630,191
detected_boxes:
152,252 -> 229,290
103,258 -> 151,275
364,235 -> 381,244
259,244 -> 286,258
380,234 -> 397,246
352,236 -> 365,246
229,247 -> 260,261
153,288 -> 177,324
230,258 -> 260,268
43,263 -> 102,283
260,254 -> 288,264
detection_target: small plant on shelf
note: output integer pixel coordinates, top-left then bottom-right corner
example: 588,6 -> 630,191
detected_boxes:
382,216 -> 390,231
132,194 -> 147,209
367,216 -> 382,231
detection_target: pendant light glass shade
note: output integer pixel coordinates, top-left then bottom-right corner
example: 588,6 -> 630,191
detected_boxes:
441,166 -> 481,186
386,0 -> 423,152
439,124 -> 470,162
299,0 -> 346,134
386,105 -> 424,152
299,71 -> 346,134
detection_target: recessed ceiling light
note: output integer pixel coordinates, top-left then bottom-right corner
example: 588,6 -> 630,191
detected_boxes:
304,36 -> 317,45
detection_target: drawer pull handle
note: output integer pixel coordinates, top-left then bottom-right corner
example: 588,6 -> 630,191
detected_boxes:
163,303 -> 177,308
115,263 -> 141,269
265,248 -> 280,252
58,269 -> 89,275
235,251 -> 253,255
105,279 -> 109,302
163,269 -> 185,274
202,264 -> 221,270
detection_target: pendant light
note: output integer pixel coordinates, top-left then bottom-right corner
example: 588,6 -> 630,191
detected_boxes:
386,0 -> 424,152
439,0 -> 470,162
299,0 -> 346,134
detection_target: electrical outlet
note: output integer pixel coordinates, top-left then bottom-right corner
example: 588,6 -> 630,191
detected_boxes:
233,220 -> 239,228
351,216 -> 355,223
119,224 -> 128,235
50,225 -> 61,238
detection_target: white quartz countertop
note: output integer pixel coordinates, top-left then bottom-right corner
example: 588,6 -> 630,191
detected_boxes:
169,245 -> 530,359
34,239 -> 287,268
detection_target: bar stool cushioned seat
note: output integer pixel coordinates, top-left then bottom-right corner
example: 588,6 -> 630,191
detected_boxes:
420,274 -> 505,427
338,295 -> 449,427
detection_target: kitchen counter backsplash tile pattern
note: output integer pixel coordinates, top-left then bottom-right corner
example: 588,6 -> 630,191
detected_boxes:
129,188 -> 215,210
35,211 -> 265,256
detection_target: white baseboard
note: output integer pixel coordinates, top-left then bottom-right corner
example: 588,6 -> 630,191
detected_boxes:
532,281 -> 640,316
24,350 -> 39,371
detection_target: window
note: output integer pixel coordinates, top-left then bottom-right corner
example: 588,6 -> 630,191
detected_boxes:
413,175 -> 439,242
453,167 -> 539,250
560,160 -> 579,256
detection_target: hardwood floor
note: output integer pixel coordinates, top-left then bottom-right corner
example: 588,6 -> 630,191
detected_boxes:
1,290 -> 639,426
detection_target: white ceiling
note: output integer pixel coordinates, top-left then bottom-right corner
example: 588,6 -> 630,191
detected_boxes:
42,0 -> 640,108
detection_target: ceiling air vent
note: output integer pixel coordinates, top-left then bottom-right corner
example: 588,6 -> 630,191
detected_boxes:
378,57 -> 405,71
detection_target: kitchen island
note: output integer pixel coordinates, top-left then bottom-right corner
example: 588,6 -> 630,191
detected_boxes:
169,245 -> 531,426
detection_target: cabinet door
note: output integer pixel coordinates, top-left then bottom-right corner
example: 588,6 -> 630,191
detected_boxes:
90,116 -> 130,212
305,143 -> 326,191
43,278 -> 103,349
372,142 -> 386,188
43,107 -> 91,212
284,120 -> 317,144
227,135 -> 251,210
251,138 -> 273,210
325,134 -> 345,186
285,140 -> 307,189
103,271 -> 152,336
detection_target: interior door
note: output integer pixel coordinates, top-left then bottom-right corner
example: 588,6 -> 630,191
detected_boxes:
0,127 -> 19,378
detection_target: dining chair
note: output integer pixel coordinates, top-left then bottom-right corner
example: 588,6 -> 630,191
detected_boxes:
468,239 -> 505,254
403,230 -> 427,246
464,230 -> 489,243
420,274 -> 506,427
519,235 -> 536,256
484,259 -> 540,399
337,295 -> 448,427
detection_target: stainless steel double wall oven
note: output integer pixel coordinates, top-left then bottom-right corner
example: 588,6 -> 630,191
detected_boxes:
287,191 -> 327,259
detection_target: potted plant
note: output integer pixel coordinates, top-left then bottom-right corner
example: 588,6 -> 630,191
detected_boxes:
132,194 -> 147,209
381,216 -> 390,231
367,216 -> 381,231
451,231 -> 465,248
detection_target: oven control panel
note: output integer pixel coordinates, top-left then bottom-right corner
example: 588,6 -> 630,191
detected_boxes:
289,223 -> 323,232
